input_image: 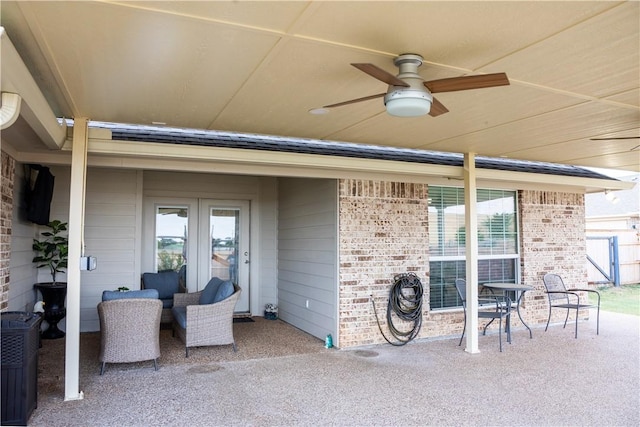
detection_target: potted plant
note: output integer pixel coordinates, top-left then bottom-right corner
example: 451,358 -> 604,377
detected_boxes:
32,220 -> 68,284
32,220 -> 69,339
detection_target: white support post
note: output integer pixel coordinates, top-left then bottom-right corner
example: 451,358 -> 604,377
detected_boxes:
64,117 -> 88,401
464,152 -> 480,354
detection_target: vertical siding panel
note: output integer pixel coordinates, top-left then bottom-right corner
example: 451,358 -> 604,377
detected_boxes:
278,178 -> 337,341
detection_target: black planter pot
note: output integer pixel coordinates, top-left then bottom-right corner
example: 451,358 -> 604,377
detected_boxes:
34,282 -> 67,339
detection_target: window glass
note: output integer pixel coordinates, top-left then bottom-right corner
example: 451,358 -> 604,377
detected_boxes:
429,187 -> 519,310
155,206 -> 188,272
209,208 -> 239,282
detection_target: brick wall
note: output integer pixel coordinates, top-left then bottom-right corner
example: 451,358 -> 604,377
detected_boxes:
338,180 -> 429,347
338,184 -> 590,348
519,190 -> 590,325
1,151 -> 15,311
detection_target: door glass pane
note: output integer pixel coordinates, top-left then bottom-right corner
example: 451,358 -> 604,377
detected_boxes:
210,208 -> 239,283
155,206 -> 188,272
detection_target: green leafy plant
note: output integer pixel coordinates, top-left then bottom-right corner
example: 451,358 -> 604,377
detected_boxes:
32,220 -> 69,284
157,250 -> 182,272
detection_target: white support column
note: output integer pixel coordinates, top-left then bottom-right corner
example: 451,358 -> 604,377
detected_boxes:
64,117 -> 88,401
464,152 -> 480,354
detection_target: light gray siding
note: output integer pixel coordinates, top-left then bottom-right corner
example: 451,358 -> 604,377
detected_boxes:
8,162 -> 39,312
142,171 -> 278,315
46,166 -> 140,332
257,178 -> 278,311
11,165 -> 278,331
80,168 -> 140,331
277,178 -> 337,341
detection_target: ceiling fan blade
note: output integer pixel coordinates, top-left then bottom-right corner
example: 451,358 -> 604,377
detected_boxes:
429,97 -> 449,117
323,93 -> 386,109
351,63 -> 409,87
424,72 -> 510,93
590,136 -> 640,140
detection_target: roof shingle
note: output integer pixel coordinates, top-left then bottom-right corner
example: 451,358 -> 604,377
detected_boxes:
89,121 -> 615,180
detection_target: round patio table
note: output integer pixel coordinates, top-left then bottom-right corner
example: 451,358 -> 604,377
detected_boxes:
481,283 -> 534,339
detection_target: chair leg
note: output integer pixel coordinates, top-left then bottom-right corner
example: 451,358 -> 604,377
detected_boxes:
232,342 -> 238,352
563,308 -> 570,329
185,347 -> 189,358
458,311 -> 466,346
483,318 -> 496,335
596,305 -> 600,335
153,359 -> 158,371
498,317 -> 503,352
574,307 -> 579,339
100,362 -> 106,376
545,306 -> 552,332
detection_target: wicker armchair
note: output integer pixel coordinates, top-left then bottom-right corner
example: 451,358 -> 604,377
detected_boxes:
97,290 -> 162,375
172,282 -> 241,357
141,266 -> 187,324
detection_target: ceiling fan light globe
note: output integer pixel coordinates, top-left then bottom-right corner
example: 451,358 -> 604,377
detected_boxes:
384,90 -> 432,117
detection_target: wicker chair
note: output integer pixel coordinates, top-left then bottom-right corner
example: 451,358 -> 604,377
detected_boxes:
97,290 -> 162,375
172,282 -> 241,357
141,266 -> 187,324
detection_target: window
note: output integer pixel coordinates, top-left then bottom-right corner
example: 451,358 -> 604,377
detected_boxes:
155,206 -> 188,272
428,187 -> 519,310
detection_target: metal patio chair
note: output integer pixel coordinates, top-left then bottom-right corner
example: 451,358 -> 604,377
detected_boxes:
542,273 -> 600,338
455,278 -> 512,352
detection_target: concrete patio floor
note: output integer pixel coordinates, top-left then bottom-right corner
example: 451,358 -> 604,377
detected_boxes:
28,310 -> 639,426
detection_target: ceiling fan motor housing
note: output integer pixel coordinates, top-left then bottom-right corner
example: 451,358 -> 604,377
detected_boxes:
384,54 -> 433,116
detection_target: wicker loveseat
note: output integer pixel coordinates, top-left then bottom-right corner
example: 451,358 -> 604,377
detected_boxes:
97,289 -> 162,375
171,278 -> 241,357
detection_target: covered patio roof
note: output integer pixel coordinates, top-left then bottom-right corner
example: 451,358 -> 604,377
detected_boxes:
1,1 -> 638,172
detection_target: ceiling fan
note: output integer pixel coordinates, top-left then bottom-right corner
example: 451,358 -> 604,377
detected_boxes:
322,53 -> 510,118
590,135 -> 640,151
590,136 -> 640,140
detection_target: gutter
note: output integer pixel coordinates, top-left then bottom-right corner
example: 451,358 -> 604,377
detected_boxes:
0,27 -> 66,149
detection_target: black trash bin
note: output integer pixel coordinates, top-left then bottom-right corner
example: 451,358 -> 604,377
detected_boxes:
1,311 -> 42,426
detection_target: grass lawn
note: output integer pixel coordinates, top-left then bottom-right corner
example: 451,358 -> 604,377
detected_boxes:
596,284 -> 640,316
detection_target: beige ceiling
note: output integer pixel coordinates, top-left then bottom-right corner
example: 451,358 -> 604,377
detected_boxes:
1,1 -> 639,172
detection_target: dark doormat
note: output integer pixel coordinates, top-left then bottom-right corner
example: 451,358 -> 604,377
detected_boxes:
233,317 -> 255,323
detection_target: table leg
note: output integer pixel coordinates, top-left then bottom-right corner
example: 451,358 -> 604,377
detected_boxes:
516,291 -> 533,339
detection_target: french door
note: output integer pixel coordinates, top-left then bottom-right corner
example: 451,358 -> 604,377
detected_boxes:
198,200 -> 250,313
145,197 -> 250,313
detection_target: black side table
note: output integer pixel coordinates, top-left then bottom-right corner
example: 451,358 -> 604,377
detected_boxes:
33,283 -> 67,339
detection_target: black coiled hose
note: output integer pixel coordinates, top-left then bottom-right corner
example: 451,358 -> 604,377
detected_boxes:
372,273 -> 424,346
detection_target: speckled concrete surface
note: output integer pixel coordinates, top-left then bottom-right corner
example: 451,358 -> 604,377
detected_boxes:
28,312 -> 639,426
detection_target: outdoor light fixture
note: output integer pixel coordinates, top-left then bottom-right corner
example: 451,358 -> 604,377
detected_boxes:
604,190 -> 620,204
383,54 -> 433,117
384,89 -> 432,117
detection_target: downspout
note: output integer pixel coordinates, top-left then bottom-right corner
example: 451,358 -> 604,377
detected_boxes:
464,153 -> 480,354
0,92 -> 21,129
